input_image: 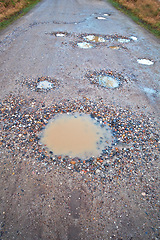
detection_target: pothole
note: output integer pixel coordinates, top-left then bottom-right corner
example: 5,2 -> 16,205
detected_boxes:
22,76 -> 59,92
86,70 -> 126,89
96,16 -> 107,20
37,80 -> 53,90
137,59 -> 154,65
41,113 -> 113,159
67,33 -> 135,49
109,46 -> 120,50
77,42 -> 93,49
84,35 -> 106,43
49,32 -> 70,37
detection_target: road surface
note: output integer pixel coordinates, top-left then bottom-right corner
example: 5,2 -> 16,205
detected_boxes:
0,0 -> 159,239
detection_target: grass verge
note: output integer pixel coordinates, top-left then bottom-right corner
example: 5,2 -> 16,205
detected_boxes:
107,0 -> 160,38
0,0 -> 41,31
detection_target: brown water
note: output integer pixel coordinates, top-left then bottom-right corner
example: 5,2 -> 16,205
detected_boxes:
41,114 -> 113,159
84,35 -> 106,43
109,46 -> 120,50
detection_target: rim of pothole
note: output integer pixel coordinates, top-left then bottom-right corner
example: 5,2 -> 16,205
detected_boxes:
21,76 -> 59,92
86,70 -> 128,89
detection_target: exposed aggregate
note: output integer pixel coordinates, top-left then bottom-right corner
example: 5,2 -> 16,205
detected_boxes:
0,95 -> 159,185
86,69 -> 129,88
20,76 -> 59,92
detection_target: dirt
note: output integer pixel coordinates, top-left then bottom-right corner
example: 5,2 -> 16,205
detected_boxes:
0,0 -> 160,239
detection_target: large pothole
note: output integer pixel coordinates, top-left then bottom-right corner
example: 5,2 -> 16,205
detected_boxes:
41,113 -> 113,159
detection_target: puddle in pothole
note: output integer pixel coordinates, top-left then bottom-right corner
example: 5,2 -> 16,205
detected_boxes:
56,33 -> 66,37
37,80 -> 53,90
84,35 -> 106,43
109,46 -> 120,50
96,16 -> 107,20
130,36 -> 138,41
41,113 -> 113,159
77,42 -> 93,49
137,59 -> 154,65
99,75 -> 119,88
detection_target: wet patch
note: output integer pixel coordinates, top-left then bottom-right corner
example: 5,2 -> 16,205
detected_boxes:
143,87 -> 157,95
68,225 -> 81,240
22,76 -> 59,92
137,59 -> 154,65
77,42 -> 93,49
41,113 -> 113,159
69,190 -> 81,219
0,95 -> 159,185
86,70 -> 127,89
118,38 -> 130,43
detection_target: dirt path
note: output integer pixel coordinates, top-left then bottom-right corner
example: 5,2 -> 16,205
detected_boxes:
0,0 -> 159,239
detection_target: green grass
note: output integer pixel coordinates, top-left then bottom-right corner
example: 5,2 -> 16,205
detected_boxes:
0,0 -> 41,31
107,0 -> 160,38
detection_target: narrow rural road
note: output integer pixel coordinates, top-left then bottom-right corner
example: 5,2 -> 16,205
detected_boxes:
0,0 -> 159,239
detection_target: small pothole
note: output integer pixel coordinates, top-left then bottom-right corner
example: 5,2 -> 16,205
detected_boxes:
22,76 -> 59,92
109,46 -> 120,50
86,70 -> 126,89
137,59 -> 154,65
96,16 -> 107,20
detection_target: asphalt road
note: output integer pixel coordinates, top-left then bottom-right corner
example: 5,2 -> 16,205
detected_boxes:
0,0 -> 160,239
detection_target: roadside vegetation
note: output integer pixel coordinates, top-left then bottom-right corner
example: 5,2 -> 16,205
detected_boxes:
0,0 -> 41,30
108,0 -> 160,37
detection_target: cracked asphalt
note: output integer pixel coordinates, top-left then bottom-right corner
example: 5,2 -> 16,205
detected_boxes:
0,0 -> 160,239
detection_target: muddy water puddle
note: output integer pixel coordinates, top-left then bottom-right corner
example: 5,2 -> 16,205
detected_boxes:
109,46 -> 120,50
77,42 -> 93,49
41,114 -> 113,159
